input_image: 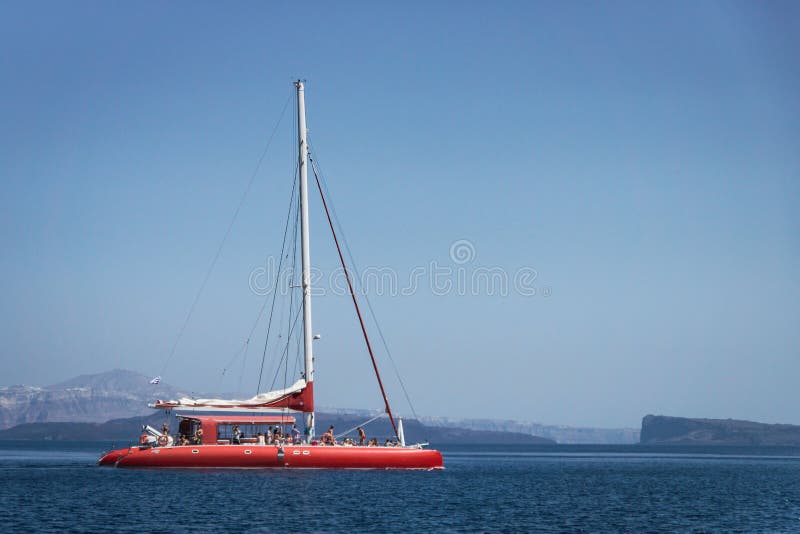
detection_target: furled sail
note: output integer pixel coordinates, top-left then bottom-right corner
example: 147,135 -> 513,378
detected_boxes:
152,379 -> 314,412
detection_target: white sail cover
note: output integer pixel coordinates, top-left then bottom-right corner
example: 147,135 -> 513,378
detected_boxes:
153,379 -> 308,410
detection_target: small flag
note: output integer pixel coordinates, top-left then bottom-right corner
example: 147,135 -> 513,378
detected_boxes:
149,376 -> 161,385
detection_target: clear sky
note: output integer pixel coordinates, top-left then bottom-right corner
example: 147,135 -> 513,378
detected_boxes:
1,1 -> 798,428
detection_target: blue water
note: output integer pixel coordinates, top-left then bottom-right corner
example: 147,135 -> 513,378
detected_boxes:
2,442 -> 800,532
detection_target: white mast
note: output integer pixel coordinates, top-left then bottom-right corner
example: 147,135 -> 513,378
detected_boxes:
295,80 -> 315,441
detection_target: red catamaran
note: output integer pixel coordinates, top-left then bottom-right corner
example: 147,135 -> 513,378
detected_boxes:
98,81 -> 443,469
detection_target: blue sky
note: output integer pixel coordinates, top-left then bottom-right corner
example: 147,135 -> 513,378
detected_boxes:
1,1 -> 798,427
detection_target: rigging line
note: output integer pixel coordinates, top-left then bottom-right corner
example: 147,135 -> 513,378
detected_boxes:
220,340 -> 248,376
269,305 -> 303,390
307,144 -> 419,422
245,165 -> 298,341
216,338 -> 248,393
241,165 -> 296,375
283,194 -> 301,391
283,326 -> 291,391
255,169 -> 299,394
334,413 -> 386,440
307,140 -> 417,409
293,266 -> 303,378
293,340 -> 301,379
309,157 -> 399,440
265,259 -> 291,391
261,99 -> 302,394
217,339 -> 250,391
237,337 -> 248,395
160,91 -> 293,378
286,198 -> 303,389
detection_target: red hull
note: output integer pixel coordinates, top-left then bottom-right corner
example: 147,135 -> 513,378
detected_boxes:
98,445 -> 443,470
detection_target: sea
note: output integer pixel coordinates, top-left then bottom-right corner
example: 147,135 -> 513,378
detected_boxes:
1,441 -> 799,532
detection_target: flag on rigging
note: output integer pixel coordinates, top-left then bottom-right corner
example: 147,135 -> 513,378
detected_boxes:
149,376 -> 161,385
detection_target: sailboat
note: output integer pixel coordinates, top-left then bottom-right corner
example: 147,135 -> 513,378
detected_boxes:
98,81 -> 443,469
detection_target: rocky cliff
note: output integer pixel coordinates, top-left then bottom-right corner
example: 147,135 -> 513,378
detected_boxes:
640,415 -> 800,446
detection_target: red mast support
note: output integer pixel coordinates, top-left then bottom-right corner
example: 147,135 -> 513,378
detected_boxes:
310,159 -> 399,439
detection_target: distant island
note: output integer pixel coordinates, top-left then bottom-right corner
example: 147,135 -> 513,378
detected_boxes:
640,415 -> 800,446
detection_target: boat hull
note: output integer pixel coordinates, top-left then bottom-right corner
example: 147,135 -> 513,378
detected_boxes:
98,445 -> 443,469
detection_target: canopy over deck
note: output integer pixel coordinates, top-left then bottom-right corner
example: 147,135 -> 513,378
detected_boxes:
179,415 -> 296,426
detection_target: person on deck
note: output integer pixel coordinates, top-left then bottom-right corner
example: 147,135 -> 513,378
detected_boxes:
291,424 -> 301,444
357,426 -> 366,446
321,426 -> 336,445
178,419 -> 192,439
193,427 -> 204,445
232,425 -> 241,445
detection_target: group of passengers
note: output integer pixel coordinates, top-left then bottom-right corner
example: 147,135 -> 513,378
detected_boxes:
167,423 -> 202,446
149,422 -> 401,448
142,423 -> 200,448
318,425 -> 399,447
229,424 -> 303,446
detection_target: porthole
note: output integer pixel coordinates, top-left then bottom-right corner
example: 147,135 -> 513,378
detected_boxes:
191,449 -> 200,454
302,450 -> 310,455
244,450 -> 252,455
292,450 -> 301,455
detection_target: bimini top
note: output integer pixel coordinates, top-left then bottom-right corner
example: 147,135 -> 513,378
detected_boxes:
179,415 -> 296,426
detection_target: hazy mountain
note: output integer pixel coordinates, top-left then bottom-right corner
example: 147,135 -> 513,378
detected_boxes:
0,369 -> 188,430
48,369 -> 184,396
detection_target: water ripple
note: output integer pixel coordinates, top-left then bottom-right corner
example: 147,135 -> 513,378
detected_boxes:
1,441 -> 799,531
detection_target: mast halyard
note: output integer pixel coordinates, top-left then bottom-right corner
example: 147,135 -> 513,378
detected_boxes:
296,80 -> 315,441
